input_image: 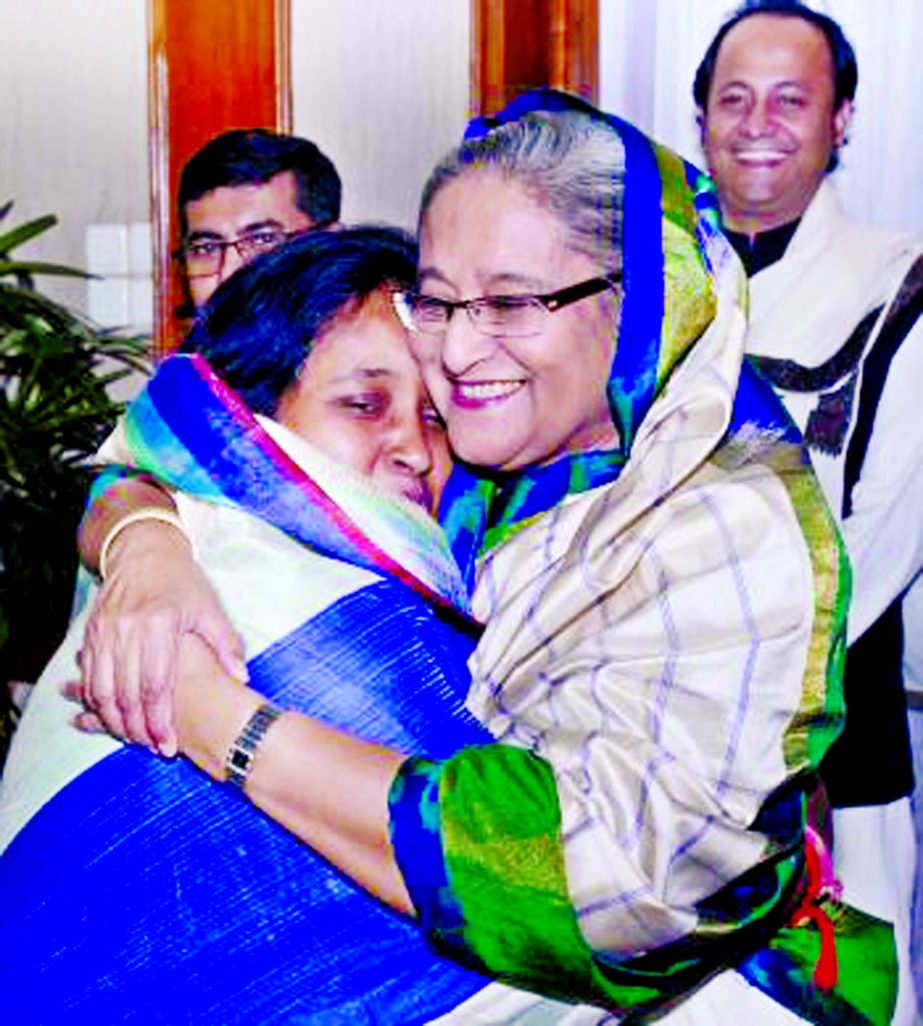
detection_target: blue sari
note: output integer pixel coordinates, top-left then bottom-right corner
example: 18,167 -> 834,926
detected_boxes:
0,355 -> 491,1025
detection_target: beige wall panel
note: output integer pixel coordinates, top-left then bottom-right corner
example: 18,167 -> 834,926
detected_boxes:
0,0 -> 149,317
291,0 -> 470,231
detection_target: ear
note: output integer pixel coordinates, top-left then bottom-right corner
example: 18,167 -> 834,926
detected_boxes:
696,108 -> 707,148
832,99 -> 853,148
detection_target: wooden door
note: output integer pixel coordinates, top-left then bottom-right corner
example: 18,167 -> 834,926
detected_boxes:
472,0 -> 598,116
148,0 -> 291,354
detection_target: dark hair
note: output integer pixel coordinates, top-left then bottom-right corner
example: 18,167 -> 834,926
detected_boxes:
181,225 -> 417,416
693,1 -> 858,112
178,129 -> 342,235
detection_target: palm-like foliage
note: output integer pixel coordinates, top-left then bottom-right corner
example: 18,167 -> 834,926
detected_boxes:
0,202 -> 149,758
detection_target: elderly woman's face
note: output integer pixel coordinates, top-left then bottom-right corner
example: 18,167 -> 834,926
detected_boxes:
274,290 -> 451,512
415,170 -> 619,471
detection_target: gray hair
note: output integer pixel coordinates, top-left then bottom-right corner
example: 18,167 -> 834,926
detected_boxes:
419,111 -> 626,276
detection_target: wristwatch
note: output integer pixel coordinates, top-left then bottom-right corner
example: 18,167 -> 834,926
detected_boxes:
225,702 -> 283,790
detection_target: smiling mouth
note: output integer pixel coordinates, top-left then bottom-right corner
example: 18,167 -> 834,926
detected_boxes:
733,150 -> 792,164
452,380 -> 525,407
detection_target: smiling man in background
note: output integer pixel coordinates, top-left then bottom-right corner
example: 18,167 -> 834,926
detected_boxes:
695,2 -> 923,1021
176,128 -> 341,309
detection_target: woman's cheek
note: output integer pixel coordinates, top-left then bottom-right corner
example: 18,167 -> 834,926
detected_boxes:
430,432 -> 454,492
421,370 -> 452,419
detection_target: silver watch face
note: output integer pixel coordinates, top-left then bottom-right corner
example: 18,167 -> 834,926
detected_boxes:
229,748 -> 252,772
225,704 -> 282,788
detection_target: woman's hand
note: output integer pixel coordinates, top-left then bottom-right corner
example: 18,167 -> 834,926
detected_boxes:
77,519 -> 248,755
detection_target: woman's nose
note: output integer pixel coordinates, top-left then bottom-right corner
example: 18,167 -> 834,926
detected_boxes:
440,306 -> 497,376
387,414 -> 432,475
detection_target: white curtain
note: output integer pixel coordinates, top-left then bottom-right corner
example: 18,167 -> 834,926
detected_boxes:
600,0 -> 923,235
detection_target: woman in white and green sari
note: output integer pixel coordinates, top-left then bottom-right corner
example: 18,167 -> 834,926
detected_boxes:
71,91 -> 895,1025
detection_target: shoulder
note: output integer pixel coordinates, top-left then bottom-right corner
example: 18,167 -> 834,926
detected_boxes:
758,182 -> 919,288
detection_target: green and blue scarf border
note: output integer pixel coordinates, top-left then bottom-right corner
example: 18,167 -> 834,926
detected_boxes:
439,87 -> 799,592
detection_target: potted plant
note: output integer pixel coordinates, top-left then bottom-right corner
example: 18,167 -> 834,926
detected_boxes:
0,202 -> 149,761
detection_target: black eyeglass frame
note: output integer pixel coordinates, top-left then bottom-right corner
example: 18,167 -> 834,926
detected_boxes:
173,226 -> 320,278
396,272 -> 621,337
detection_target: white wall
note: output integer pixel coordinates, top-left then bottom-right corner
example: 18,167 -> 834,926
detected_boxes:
600,0 -> 923,236
290,0 -> 470,231
2,0 -> 469,330
7,0 -> 918,321
0,0 -> 150,322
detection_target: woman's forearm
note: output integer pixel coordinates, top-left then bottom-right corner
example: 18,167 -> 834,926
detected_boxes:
78,473 -> 180,573
175,635 -> 414,915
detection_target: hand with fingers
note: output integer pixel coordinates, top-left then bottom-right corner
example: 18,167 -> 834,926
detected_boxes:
75,517 -> 248,754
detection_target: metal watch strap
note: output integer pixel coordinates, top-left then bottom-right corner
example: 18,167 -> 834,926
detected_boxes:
225,702 -> 284,789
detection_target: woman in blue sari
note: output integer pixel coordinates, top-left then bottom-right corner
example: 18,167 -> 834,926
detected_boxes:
0,225 -> 515,1025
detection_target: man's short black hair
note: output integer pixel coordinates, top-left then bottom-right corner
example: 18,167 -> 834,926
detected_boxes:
178,129 -> 342,236
692,0 -> 858,112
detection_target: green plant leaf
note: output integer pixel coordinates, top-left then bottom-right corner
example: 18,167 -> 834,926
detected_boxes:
0,259 -> 93,280
0,212 -> 57,256
0,205 -> 151,699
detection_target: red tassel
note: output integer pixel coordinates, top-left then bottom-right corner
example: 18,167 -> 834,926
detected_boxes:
811,905 -> 839,990
787,828 -> 839,991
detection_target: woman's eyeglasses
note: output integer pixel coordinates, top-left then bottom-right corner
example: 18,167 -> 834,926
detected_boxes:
394,274 -> 619,339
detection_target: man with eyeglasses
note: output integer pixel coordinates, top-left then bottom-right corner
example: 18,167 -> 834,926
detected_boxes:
695,3 -> 923,1020
176,129 -> 341,309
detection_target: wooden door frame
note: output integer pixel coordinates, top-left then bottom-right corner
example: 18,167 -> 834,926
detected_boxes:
146,1 -> 598,351
147,0 -> 291,355
472,0 -> 598,116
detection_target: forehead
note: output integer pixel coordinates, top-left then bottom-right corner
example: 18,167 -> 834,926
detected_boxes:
420,171 -> 572,287
184,170 -> 308,235
309,292 -> 421,381
713,14 -> 835,92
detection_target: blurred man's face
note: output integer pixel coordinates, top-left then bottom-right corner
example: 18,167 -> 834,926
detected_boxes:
181,170 -> 314,307
701,14 -> 851,235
